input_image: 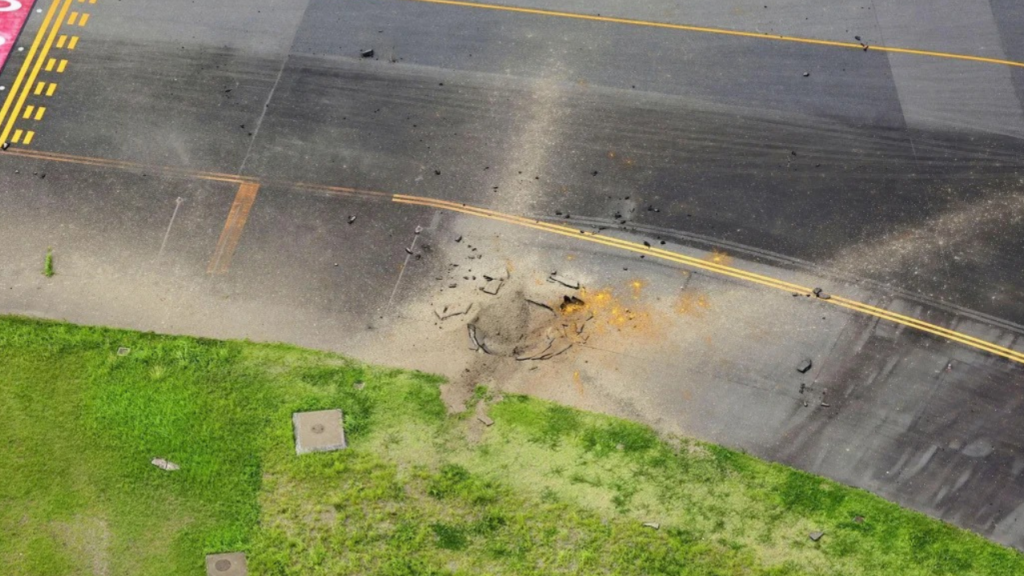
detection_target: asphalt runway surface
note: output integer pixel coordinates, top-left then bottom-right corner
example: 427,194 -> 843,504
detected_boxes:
3,0 -> 1024,551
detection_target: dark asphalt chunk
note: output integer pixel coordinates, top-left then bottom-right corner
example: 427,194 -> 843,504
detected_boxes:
797,358 -> 813,373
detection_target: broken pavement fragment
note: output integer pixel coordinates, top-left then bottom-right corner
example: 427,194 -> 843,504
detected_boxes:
467,323 -> 492,354
481,278 -> 503,295
434,303 -> 472,320
547,274 -> 580,289
796,358 -> 813,373
360,48 -> 374,58
477,414 -> 494,427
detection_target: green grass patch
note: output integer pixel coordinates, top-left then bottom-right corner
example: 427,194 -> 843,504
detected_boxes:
43,249 -> 54,278
1,315 -> 1021,575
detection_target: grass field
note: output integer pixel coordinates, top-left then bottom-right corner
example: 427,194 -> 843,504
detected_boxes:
1,316 -> 1021,575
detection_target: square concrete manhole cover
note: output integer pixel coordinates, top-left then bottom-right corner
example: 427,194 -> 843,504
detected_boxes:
205,552 -> 247,576
293,409 -> 347,454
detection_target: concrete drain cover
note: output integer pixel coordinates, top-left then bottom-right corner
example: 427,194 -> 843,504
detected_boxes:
205,552 -> 247,576
293,409 -> 346,454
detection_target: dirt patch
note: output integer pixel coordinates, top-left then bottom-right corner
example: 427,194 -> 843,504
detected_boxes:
50,515 -> 111,576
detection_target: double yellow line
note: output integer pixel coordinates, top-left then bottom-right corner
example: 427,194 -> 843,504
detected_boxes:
393,194 -> 1024,365
0,0 -> 74,146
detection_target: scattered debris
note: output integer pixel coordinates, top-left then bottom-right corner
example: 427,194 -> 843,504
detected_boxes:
803,72 -> 810,77
796,358 -> 813,373
616,443 -> 625,451
642,522 -> 660,530
116,346 -> 131,356
547,275 -> 580,289
434,303 -> 472,320
809,531 -> 824,542
151,458 -> 180,471
799,383 -> 806,394
354,381 -> 366,390
1,142 -> 8,151
404,247 -> 413,255
455,235 -> 462,243
481,278 -> 503,295
820,402 -> 831,408
854,515 -> 865,523
812,287 -> 830,300
348,215 -> 356,224
560,295 -> 585,313
415,225 -> 423,234
360,48 -> 374,58
477,415 -> 494,427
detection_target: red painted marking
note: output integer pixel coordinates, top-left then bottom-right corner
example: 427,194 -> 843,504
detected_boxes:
0,0 -> 37,76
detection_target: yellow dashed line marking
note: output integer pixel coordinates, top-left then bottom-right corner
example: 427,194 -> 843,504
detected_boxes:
68,36 -> 79,50
22,131 -> 35,145
35,107 -> 46,121
22,106 -> 35,120
79,13 -> 90,26
57,59 -> 68,73
45,58 -> 56,72
34,82 -> 45,95
57,35 -> 67,48
68,12 -> 78,26
45,83 -> 58,97
11,129 -> 23,143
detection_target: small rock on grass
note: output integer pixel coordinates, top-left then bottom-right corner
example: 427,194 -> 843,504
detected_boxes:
117,346 -> 131,356
642,522 -> 660,530
477,415 -> 494,427
151,458 -> 180,471
809,531 -> 824,542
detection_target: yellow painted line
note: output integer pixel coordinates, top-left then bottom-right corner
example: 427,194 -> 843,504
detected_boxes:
22,131 -> 35,145
11,130 -> 23,144
45,83 -> 57,97
33,82 -> 45,95
68,36 -> 79,50
57,59 -> 68,73
207,182 -> 260,274
0,0 -> 73,146
392,194 -> 1024,365
34,107 -> 46,121
22,106 -> 34,120
45,58 -> 56,72
0,0 -> 63,131
79,13 -> 90,26
57,35 -> 67,48
68,12 -> 78,26
395,0 -> 1024,70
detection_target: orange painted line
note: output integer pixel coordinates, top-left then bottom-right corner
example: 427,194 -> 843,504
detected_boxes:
1,147 -> 248,184
394,0 -> 1024,70
207,182 -> 260,274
